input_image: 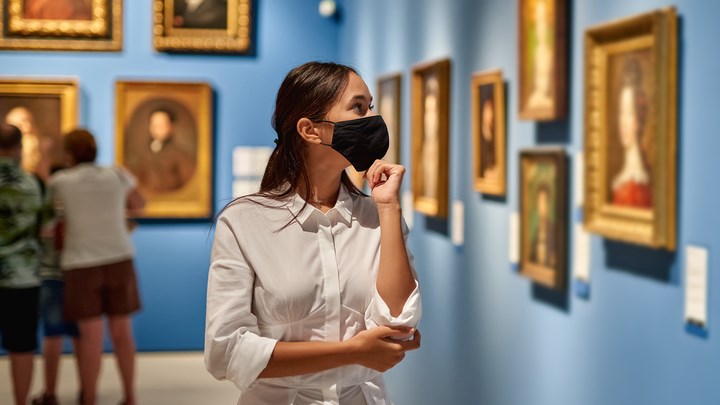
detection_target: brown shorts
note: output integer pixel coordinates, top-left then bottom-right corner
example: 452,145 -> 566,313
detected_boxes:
63,259 -> 141,322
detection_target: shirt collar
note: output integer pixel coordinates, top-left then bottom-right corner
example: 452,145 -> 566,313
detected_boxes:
287,183 -> 354,226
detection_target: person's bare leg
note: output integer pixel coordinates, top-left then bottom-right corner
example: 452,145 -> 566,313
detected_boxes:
77,317 -> 104,405
9,352 -> 34,405
108,315 -> 136,405
42,336 -> 63,396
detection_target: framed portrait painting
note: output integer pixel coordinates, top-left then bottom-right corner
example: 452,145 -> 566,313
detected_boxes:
471,69 -> 506,196
115,81 -> 213,219
520,149 -> 567,290
583,7 -> 677,250
153,0 -> 252,53
518,0 -> 567,120
0,79 -> 78,180
411,58 -> 450,218
377,73 -> 401,165
0,0 -> 122,51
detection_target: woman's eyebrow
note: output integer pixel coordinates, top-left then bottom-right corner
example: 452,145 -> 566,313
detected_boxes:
348,94 -> 372,103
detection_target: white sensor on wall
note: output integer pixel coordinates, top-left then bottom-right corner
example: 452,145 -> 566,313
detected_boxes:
319,0 -> 337,17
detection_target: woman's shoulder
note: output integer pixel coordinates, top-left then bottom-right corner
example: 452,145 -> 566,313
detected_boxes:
218,194 -> 293,223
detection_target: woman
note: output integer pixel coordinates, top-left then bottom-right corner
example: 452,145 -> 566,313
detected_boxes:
611,57 -> 652,208
205,62 -> 422,404
47,129 -> 145,405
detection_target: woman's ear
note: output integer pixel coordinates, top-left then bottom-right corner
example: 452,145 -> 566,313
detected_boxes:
297,118 -> 322,145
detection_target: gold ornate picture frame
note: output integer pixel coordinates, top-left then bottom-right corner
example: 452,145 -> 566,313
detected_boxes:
0,78 -> 78,180
520,148 -> 567,290
0,0 -> 122,51
153,0 -> 252,54
583,7 -> 677,250
471,69 -> 506,196
115,81 -> 213,219
411,58 -> 450,218
518,0 -> 567,121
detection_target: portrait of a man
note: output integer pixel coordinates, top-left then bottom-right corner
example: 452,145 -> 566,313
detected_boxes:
22,0 -> 93,20
606,50 -> 654,209
173,0 -> 228,29
478,84 -> 497,181
0,97 -> 63,180
123,101 -> 197,196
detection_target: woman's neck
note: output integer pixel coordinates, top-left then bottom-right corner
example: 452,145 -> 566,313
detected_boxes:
299,159 -> 344,211
613,144 -> 649,188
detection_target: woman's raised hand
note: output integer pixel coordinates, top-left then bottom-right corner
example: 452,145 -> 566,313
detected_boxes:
366,160 -> 405,208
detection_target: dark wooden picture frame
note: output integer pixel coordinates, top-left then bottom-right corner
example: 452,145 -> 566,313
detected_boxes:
520,148 -> 567,289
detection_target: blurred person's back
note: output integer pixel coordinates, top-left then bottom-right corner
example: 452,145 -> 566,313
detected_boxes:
49,164 -> 135,270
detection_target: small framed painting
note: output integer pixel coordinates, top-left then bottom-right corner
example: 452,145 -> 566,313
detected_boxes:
153,0 -> 252,54
583,7 -> 677,250
471,69 -> 506,196
411,58 -> 450,218
115,81 -> 213,219
0,0 -> 122,51
520,148 -> 567,290
0,79 -> 79,180
518,0 -> 567,120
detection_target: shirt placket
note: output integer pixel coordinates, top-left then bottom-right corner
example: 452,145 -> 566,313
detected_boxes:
316,211 -> 341,404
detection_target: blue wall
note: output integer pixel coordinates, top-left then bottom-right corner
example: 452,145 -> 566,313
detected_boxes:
339,1 -> 720,405
0,0 -> 340,351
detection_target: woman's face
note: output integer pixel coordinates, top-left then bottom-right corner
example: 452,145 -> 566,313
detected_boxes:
320,72 -> 375,145
618,86 -> 639,149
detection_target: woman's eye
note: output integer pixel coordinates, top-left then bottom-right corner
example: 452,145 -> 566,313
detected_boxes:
352,103 -> 365,113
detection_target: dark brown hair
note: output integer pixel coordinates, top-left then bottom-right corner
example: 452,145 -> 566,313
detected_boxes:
63,128 -> 97,164
224,62 -> 365,225
261,61 -> 363,198
0,123 -> 22,150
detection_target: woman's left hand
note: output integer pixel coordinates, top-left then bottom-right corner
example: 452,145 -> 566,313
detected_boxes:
366,160 -> 405,207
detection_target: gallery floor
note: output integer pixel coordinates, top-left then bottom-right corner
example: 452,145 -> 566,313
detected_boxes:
0,352 -> 238,404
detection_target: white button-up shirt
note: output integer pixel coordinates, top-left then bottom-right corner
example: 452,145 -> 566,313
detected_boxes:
205,185 -> 422,405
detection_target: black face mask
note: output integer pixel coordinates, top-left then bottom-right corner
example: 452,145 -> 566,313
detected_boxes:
315,115 -> 390,172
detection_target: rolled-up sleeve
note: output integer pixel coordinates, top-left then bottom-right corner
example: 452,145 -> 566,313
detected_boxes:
365,218 -> 422,329
205,214 -> 277,391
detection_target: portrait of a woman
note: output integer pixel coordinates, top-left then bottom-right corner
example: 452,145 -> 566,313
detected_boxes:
610,56 -> 652,209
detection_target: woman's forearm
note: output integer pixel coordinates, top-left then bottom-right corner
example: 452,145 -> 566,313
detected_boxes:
376,203 -> 416,317
259,340 -> 356,378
